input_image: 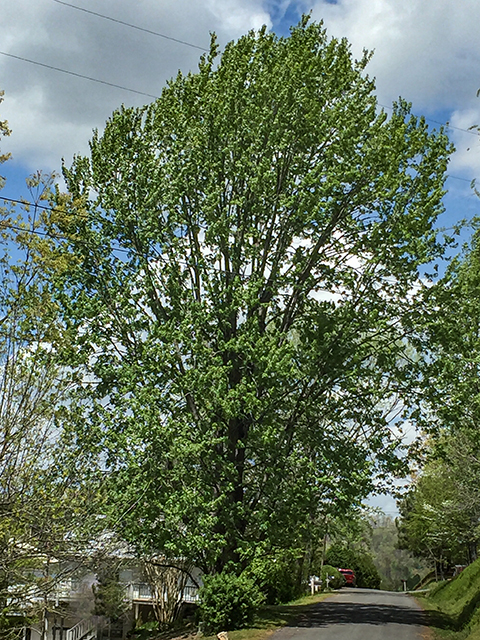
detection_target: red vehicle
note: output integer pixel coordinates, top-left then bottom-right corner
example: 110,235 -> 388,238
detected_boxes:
338,568 -> 356,587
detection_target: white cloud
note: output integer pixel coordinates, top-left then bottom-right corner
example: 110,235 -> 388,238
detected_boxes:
0,0 -> 270,172
207,0 -> 272,32
308,0 -> 480,113
2,0 -> 480,189
447,108 -> 480,178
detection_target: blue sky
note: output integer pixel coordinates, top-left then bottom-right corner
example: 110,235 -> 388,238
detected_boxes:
1,0 -> 480,513
2,0 -> 479,238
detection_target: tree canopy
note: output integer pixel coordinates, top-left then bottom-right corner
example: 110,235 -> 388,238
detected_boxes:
396,224 -> 480,572
407,225 -> 480,440
50,19 -> 452,574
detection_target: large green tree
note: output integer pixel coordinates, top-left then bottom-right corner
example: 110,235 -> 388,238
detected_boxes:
50,20 -> 452,574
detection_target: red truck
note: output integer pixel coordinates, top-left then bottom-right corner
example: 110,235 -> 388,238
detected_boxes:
338,568 -> 356,587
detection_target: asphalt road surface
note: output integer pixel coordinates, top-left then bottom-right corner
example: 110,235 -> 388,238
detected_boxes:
272,589 -> 432,640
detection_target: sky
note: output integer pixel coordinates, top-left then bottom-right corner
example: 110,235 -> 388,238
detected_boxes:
1,0 -> 480,513
1,0 -> 480,230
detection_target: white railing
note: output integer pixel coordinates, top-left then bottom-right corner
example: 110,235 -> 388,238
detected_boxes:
55,580 -> 86,600
129,583 -> 152,600
182,585 -> 200,603
65,618 -> 97,640
127,583 -> 199,603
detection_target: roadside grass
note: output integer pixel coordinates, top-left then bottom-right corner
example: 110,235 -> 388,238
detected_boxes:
200,592 -> 334,640
465,610 -> 480,640
417,600 -> 480,640
416,595 -> 469,640
415,558 -> 480,640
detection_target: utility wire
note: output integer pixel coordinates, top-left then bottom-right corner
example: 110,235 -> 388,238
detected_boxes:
1,196 -> 53,211
378,102 -> 480,137
0,2 -> 475,138
0,195 -> 473,254
52,0 -> 208,52
0,47 -> 478,138
0,219 -> 130,256
1,167 -> 476,233
2,170 -> 476,223
0,200 -> 250,275
0,217 -> 259,279
0,51 -> 159,100
50,1 -> 480,138
430,118 -> 479,137
447,174 -> 473,183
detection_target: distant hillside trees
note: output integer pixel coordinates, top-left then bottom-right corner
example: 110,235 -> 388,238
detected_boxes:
370,516 -> 429,591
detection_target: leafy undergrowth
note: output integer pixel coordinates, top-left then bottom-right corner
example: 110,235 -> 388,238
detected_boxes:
416,558 -> 480,640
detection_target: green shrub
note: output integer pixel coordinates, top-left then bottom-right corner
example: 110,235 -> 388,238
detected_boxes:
321,565 -> 344,589
247,550 -> 304,604
199,571 -> 264,632
354,554 -> 381,589
325,544 -> 381,589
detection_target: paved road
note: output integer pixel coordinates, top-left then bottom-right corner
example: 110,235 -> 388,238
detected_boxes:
272,589 -> 432,640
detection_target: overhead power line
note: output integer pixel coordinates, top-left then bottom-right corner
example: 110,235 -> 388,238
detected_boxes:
0,214 -> 252,278
52,0 -> 208,52
50,1 -> 480,139
378,102 -> 479,137
428,118 -> 479,137
1,169 -> 475,231
448,174 -> 473,183
2,196 -> 57,212
0,48 -> 477,139
0,51 -> 159,100
2,43 -> 478,138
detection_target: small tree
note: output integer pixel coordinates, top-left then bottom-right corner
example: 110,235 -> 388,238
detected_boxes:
397,458 -> 475,576
93,560 -> 129,640
320,565 -> 343,590
142,556 -> 195,628
0,97 -> 104,636
247,547 -> 304,604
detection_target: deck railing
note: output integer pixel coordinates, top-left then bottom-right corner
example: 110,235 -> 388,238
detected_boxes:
65,618 -> 97,640
127,583 -> 199,603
